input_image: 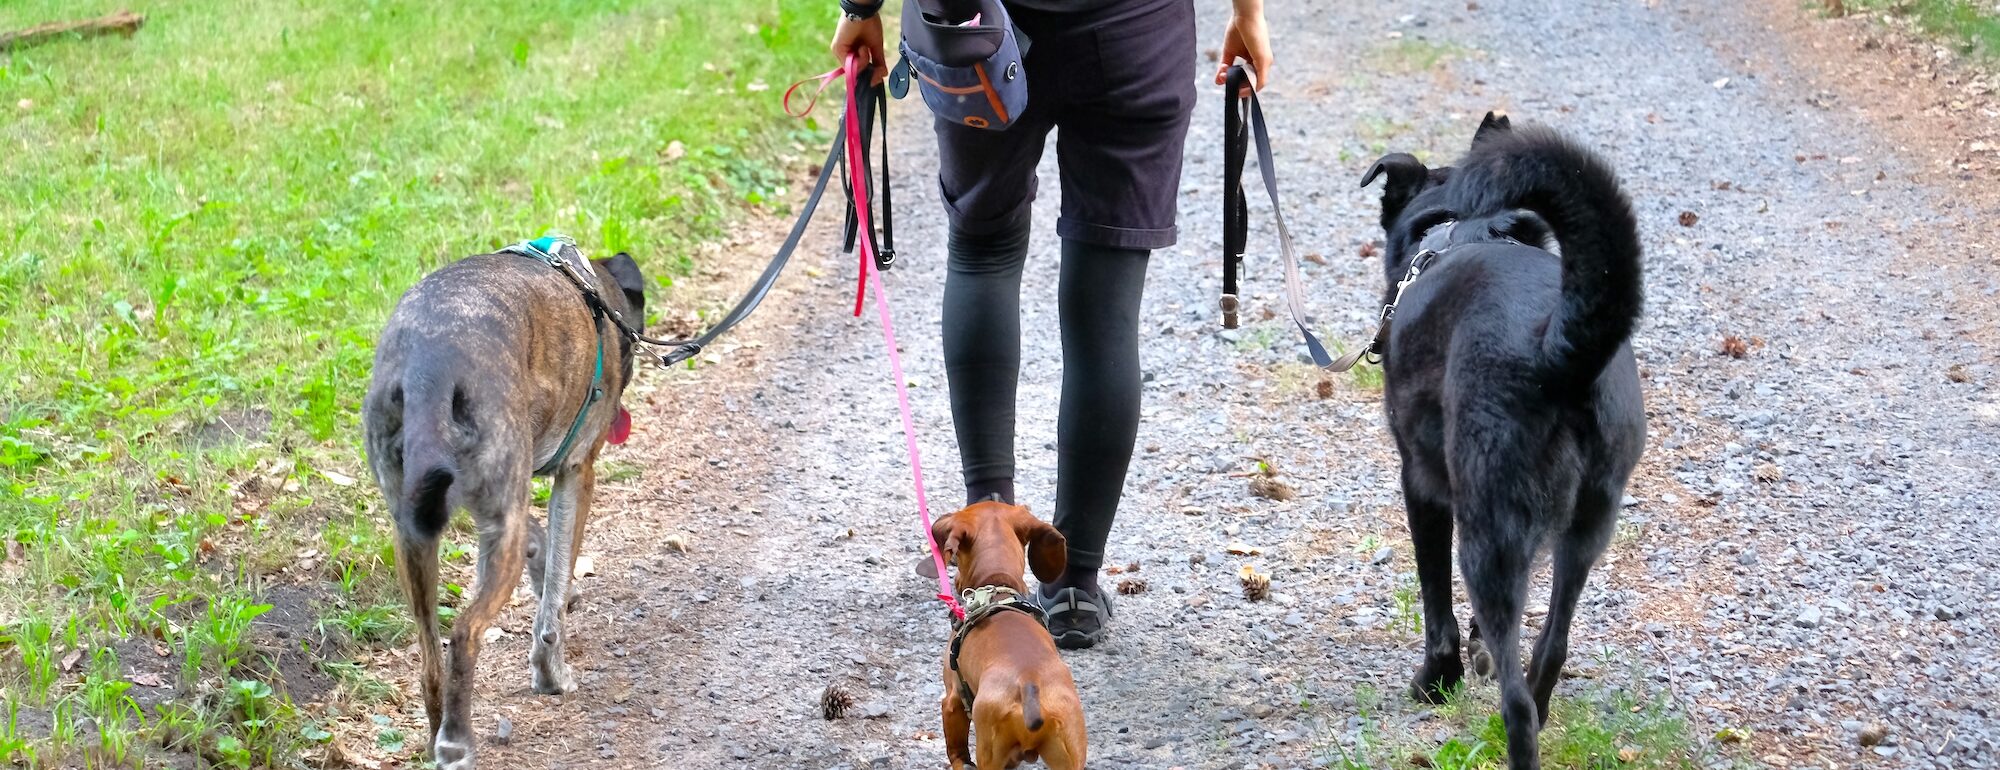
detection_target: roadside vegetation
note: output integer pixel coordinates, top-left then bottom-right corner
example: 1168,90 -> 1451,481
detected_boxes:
1832,0 -> 2000,59
0,0 -> 828,765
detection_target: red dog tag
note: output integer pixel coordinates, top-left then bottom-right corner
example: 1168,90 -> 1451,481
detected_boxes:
608,407 -> 632,445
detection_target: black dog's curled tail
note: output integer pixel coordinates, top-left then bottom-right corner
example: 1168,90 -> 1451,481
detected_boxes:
397,385 -> 458,542
1456,126 -> 1643,393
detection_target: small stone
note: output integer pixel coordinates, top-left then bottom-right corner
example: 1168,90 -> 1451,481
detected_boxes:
1370,547 -> 1393,565
1250,703 -> 1276,718
861,701 -> 892,719
1934,606 -> 1961,621
1859,723 -> 1889,746
1189,552 -> 1207,565
1621,494 -> 1640,507
1794,606 -> 1822,628
494,716 -> 513,745
597,745 -> 619,759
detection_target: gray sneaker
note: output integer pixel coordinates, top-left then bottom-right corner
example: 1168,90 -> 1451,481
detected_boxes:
1037,586 -> 1113,650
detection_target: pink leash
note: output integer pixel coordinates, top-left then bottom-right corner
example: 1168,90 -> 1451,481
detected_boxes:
794,56 -> 964,621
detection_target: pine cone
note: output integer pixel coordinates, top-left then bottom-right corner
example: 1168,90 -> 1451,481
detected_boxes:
820,683 -> 855,720
1239,565 -> 1271,601
1116,578 -> 1148,595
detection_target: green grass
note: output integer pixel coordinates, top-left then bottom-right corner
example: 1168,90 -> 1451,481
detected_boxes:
0,0 -> 830,764
1323,675 -> 1715,770
1842,0 -> 2000,59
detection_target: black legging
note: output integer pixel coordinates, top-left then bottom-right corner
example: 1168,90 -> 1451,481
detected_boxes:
943,215 -> 1147,576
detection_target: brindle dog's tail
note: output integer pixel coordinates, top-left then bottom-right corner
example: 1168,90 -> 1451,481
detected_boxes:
1452,124 -> 1643,394
1021,682 -> 1044,732
397,383 -> 458,542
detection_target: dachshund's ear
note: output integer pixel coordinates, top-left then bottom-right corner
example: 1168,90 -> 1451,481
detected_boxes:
1009,509 -> 1067,584
1472,111 -> 1513,148
1361,153 -> 1432,231
919,513 -> 963,579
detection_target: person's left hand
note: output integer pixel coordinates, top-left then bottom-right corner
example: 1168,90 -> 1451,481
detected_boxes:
1214,1 -> 1273,94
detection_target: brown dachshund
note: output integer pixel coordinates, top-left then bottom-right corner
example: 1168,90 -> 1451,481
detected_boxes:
929,501 -> 1087,769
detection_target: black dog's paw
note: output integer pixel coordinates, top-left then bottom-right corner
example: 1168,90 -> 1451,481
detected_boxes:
1410,654 -> 1465,705
1468,638 -> 1495,682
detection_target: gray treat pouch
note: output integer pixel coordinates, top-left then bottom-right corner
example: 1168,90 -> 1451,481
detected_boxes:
895,0 -> 1028,130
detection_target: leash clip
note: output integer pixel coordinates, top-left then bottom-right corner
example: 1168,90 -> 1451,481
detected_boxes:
658,343 -> 703,367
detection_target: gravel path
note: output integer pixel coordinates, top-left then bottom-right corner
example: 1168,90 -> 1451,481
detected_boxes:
417,1 -> 2000,768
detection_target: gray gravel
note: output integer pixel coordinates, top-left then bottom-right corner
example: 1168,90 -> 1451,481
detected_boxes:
441,0 -> 2000,768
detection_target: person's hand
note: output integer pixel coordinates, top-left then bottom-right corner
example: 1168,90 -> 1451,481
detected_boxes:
831,10 -> 889,86
1214,0 -> 1273,94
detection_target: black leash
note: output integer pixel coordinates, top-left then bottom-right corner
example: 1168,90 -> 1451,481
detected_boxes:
1221,64 -> 1333,368
618,69 -> 893,367
843,78 -> 895,271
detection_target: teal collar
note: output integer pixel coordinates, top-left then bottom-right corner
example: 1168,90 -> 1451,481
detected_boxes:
502,235 -> 611,477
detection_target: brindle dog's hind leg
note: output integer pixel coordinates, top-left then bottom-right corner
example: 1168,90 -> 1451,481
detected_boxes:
432,474 -> 530,770
529,458 -> 594,694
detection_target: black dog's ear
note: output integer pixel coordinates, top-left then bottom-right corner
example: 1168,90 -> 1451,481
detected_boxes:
597,252 -> 647,317
1472,111 -> 1513,148
1360,153 -> 1431,231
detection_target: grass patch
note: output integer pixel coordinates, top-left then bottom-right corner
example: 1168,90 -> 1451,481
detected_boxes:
0,0 -> 829,764
1840,0 -> 2000,60
1371,39 -> 1473,75
1322,677 -> 1714,769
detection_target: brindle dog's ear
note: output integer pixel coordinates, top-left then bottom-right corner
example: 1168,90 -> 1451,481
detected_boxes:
598,252 -> 647,318
1011,510 -> 1067,584
1360,153 -> 1431,231
1472,111 -> 1513,148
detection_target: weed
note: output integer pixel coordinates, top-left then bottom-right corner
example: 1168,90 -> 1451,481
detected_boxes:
1391,572 -> 1424,637
320,661 -> 397,705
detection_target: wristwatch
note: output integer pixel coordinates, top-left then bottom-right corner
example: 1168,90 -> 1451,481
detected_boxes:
840,0 -> 884,21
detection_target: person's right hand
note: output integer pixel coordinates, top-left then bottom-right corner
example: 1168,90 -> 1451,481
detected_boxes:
1214,0 -> 1273,94
831,11 -> 889,86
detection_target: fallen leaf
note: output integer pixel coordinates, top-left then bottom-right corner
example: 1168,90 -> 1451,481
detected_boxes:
1225,542 -> 1264,556
129,672 -> 167,688
1358,241 -> 1382,258
664,533 -> 692,553
320,469 -> 356,487
1618,747 -> 1641,762
1248,476 -> 1297,501
60,649 -> 82,672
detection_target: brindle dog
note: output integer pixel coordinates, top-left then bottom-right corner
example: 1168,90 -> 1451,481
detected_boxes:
363,249 -> 646,770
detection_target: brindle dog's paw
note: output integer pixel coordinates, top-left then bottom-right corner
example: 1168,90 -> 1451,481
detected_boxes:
1410,654 -> 1465,704
530,658 -> 577,695
433,732 -> 476,770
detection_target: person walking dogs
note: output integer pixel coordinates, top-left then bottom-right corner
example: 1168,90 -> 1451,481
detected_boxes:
831,0 -> 1274,649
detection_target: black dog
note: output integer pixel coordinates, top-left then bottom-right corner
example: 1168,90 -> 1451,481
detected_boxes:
1360,114 -> 1645,770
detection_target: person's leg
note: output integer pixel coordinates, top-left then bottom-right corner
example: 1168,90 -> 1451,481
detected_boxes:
942,215 -> 1032,505
1046,241 -> 1149,591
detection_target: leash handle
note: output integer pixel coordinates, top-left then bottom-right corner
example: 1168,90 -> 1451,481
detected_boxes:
784,68 -> 844,118
1222,64 -> 1335,368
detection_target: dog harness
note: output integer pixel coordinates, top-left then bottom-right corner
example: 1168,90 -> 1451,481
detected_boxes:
500,235 -> 608,477
947,585 -> 1048,714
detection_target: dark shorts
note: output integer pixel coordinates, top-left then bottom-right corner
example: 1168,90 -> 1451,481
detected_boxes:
934,0 -> 1198,250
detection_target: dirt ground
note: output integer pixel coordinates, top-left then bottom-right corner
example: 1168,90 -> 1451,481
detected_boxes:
347,0 -> 2000,768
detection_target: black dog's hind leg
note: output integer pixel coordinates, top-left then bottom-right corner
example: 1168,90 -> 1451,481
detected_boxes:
1403,465 -> 1463,703
1458,497 -> 1541,770
1527,494 -> 1616,725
